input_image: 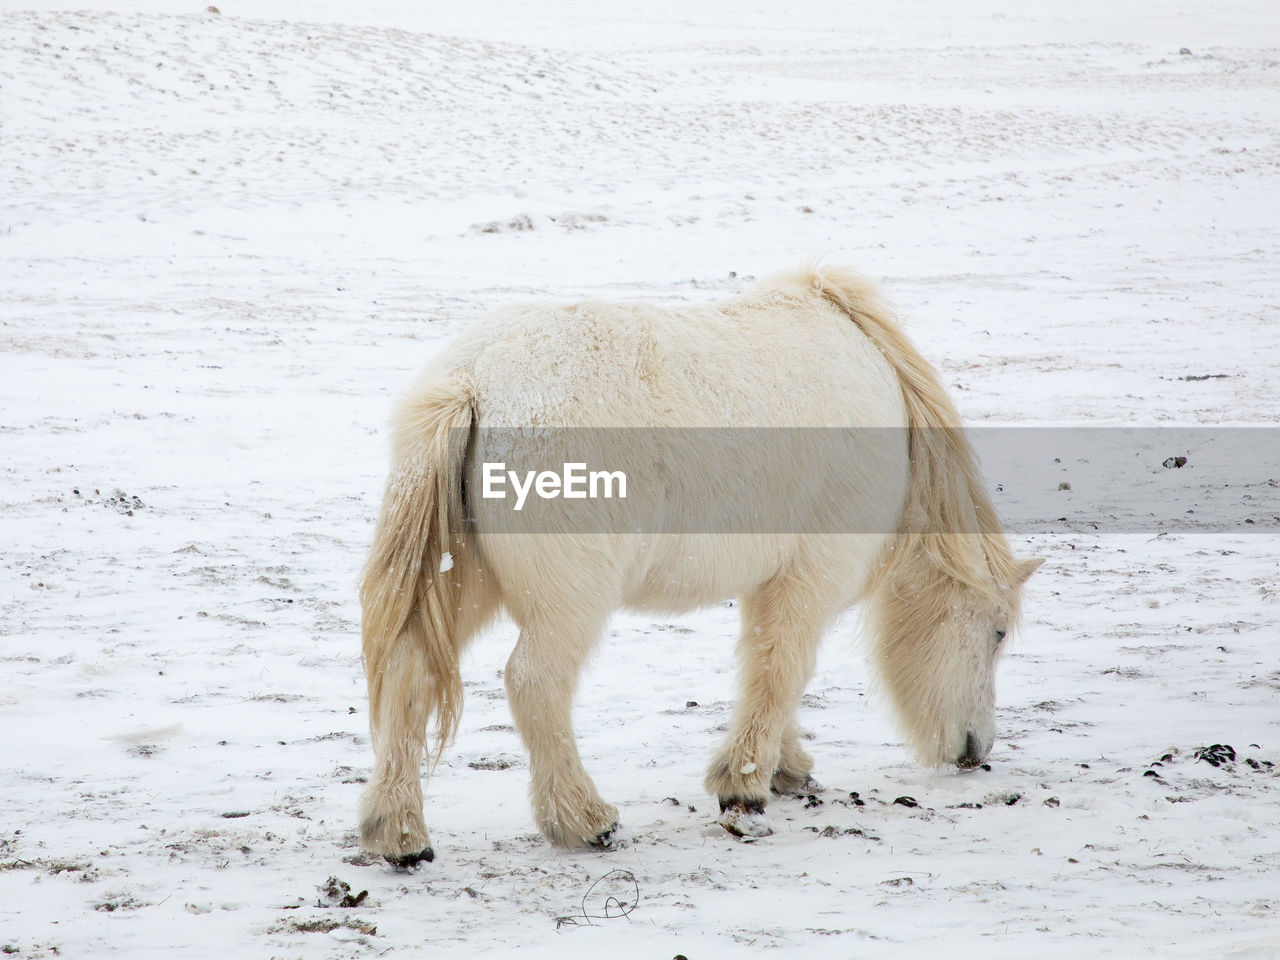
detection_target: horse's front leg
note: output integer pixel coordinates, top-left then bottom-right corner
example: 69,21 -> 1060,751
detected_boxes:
771,722 -> 818,796
706,575 -> 831,837
505,616 -> 619,848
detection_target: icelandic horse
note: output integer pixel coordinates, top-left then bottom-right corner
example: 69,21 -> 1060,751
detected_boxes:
357,265 -> 1042,864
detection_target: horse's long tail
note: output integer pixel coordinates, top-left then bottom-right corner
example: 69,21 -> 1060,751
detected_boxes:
361,376 -> 476,768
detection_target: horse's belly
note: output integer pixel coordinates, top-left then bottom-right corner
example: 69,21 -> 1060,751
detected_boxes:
620,533 -> 798,612
621,527 -> 898,614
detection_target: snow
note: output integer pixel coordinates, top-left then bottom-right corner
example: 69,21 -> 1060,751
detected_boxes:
2,1 -> 1278,957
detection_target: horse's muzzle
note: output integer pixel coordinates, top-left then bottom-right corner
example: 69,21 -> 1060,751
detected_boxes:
956,731 -> 990,769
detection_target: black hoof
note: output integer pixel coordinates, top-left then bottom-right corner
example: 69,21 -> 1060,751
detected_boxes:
589,823 -> 621,849
717,795 -> 766,816
386,847 -> 435,869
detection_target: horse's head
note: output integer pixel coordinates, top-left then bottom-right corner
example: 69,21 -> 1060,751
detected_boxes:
870,545 -> 1043,769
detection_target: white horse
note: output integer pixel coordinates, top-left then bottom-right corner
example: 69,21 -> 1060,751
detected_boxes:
358,265 -> 1042,865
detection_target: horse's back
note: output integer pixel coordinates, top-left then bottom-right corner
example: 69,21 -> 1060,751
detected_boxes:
434,277 -> 911,615
437,282 -> 906,429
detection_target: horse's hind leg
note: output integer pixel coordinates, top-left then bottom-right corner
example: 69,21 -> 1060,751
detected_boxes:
360,574 -> 496,868
360,635 -> 436,866
706,572 -> 834,837
504,607 -> 619,848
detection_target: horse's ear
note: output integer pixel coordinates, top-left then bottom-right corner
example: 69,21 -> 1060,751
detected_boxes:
1017,557 -> 1045,584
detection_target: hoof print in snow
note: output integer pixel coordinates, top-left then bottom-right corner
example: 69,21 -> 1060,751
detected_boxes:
75,487 -> 147,516
467,754 -> 521,770
809,825 -> 881,841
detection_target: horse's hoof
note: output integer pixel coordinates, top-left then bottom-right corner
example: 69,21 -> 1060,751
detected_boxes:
385,847 -> 435,870
717,798 -> 772,839
772,773 -> 823,797
589,822 -> 621,849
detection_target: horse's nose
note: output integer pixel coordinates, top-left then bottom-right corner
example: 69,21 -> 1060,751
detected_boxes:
956,731 -> 989,768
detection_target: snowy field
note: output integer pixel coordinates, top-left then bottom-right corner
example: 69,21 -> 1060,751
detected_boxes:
2,1 -> 1279,956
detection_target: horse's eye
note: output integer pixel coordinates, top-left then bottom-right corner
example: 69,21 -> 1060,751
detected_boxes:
994,629 -> 1007,646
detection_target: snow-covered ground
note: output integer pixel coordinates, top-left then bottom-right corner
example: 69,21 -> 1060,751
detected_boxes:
2,1 -> 1278,956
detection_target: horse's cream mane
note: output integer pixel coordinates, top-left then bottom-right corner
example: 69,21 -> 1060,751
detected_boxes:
762,265 -> 1022,600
